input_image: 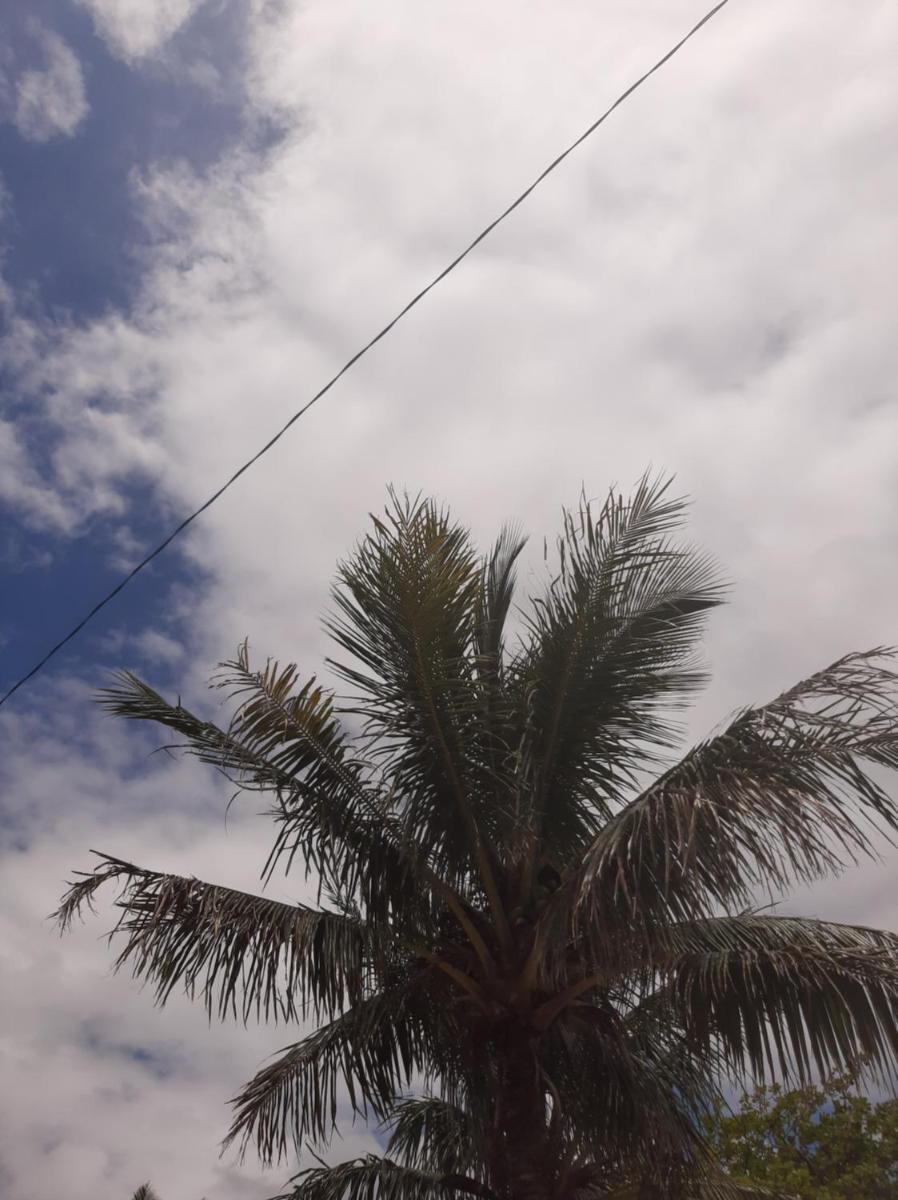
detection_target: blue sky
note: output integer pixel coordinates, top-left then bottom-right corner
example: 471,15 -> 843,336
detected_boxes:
1,1 -> 250,314
0,0 -> 252,699
2,2 -> 898,1198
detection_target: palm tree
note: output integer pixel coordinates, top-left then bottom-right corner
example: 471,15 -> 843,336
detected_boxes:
58,478 -> 898,1200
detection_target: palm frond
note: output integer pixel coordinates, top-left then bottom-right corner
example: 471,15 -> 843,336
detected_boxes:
98,669 -> 295,789
97,661 -> 436,925
656,913 -> 898,1083
572,649 -> 898,951
470,526 -> 528,815
227,980 -> 457,1163
272,1156 -> 496,1200
385,1096 -> 479,1179
666,913 -> 898,961
511,474 -> 725,868
54,854 -> 377,1023
473,524 -> 527,672
539,994 -> 717,1174
130,1186 -> 161,1200
211,645 -> 432,916
97,666 -> 363,871
326,491 -> 507,931
216,646 -> 369,799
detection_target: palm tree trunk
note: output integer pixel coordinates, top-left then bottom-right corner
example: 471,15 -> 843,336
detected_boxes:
490,1030 -> 554,1200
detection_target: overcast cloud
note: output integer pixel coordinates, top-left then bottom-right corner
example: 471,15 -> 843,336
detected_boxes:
2,1 -> 898,1196
75,0 -> 206,61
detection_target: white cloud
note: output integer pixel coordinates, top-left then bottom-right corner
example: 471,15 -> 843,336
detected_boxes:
133,628 -> 186,664
4,0 -> 898,1195
0,688 -> 380,1199
12,30 -> 88,143
20,0 -> 896,699
0,302 -> 170,534
76,0 -> 206,62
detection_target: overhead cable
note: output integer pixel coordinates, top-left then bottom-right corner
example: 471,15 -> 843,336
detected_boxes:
0,0 -> 731,710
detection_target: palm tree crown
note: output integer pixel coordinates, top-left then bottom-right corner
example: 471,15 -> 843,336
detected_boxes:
58,479 -> 898,1200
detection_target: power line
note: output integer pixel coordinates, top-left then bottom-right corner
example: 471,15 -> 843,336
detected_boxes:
0,0 -> 731,711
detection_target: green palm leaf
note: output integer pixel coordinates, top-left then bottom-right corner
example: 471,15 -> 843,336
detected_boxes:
385,1096 -> 479,1180
471,526 -> 528,807
510,475 -> 725,870
94,662 -> 442,928
658,914 -> 898,1081
473,526 -> 527,673
326,492 -> 507,928
55,854 -> 376,1023
227,983 -> 458,1163
272,1156 -> 495,1200
570,649 -> 898,954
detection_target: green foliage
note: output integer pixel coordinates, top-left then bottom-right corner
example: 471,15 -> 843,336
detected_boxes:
57,478 -> 898,1200
707,1068 -> 898,1198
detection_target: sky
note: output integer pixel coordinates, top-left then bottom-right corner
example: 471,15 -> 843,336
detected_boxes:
1,0 -> 898,1196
